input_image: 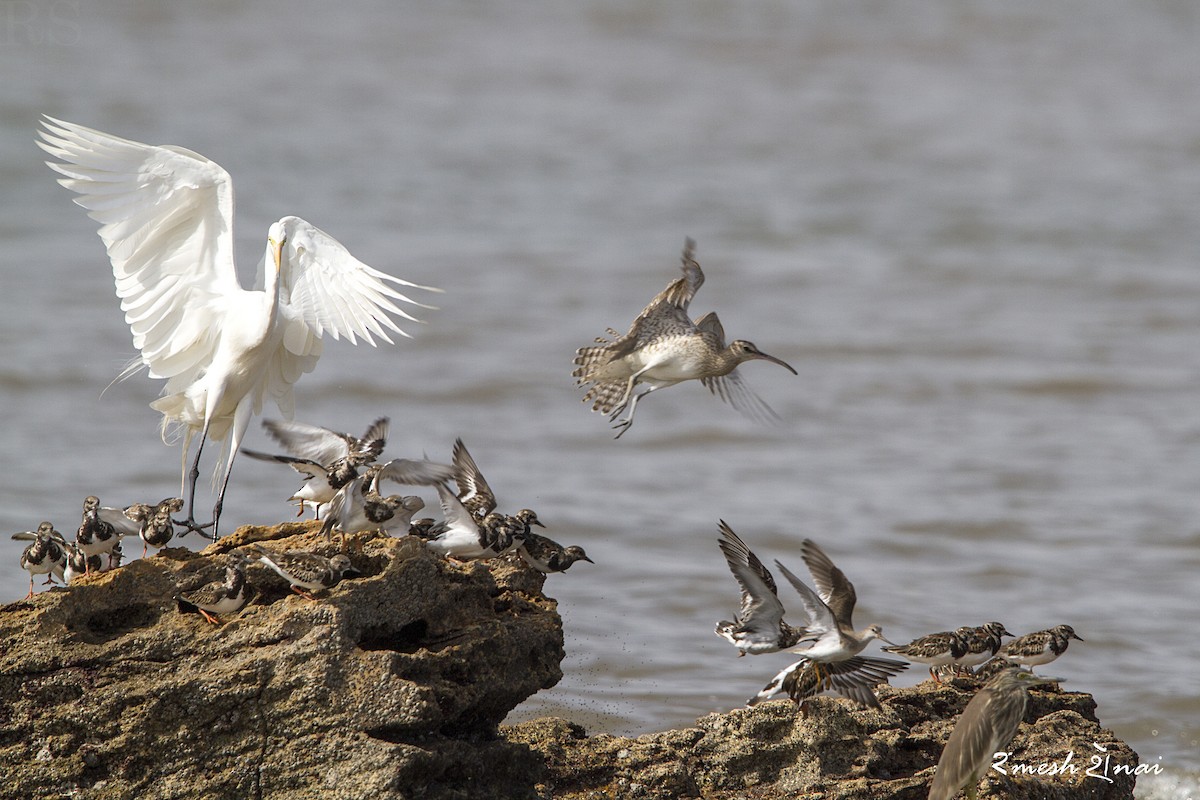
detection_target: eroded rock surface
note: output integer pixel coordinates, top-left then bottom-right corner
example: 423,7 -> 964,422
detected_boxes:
0,522 -> 563,799
503,681 -> 1138,800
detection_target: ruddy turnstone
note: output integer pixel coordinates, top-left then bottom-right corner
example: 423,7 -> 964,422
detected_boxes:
572,238 -> 796,438
414,484 -> 524,561
953,622 -> 1014,670
448,438 -> 540,529
319,475 -> 424,540
243,416 -> 390,518
12,522 -> 68,597
176,554 -> 251,624
748,654 -> 909,714
882,630 -> 967,681
713,521 -> 813,656
928,667 -> 1064,800
516,531 -> 593,573
76,496 -> 132,569
1000,625 -> 1083,670
247,544 -> 356,600
129,498 -> 183,557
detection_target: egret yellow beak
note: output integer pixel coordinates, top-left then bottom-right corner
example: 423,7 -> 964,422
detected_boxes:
271,237 -> 284,271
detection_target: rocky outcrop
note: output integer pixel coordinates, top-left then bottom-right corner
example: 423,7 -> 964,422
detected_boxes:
504,682 -> 1138,799
0,522 -> 563,800
1,521 -> 1138,800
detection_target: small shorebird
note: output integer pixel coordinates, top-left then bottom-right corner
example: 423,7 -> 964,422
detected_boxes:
243,417 -> 390,518
12,522 -> 68,597
319,475 -> 425,540
882,630 -> 967,681
1000,625 -> 1083,671
127,498 -> 184,557
449,438 -> 542,534
954,622 -> 1013,670
748,654 -> 908,714
176,554 -> 251,624
414,484 -> 524,561
774,539 -> 901,683
64,543 -> 105,584
713,521 -> 813,656
246,544 -> 356,601
928,668 -> 1063,800
76,496 -> 134,570
515,531 -> 593,574
573,238 -> 796,438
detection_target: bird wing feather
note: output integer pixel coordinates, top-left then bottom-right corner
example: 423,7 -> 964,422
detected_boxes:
716,522 -> 786,634
275,216 -> 440,347
451,438 -> 497,515
38,116 -> 242,385
800,539 -> 858,629
774,559 -> 838,634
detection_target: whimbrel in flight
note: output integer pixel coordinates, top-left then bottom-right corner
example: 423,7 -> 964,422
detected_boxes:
573,239 -> 796,438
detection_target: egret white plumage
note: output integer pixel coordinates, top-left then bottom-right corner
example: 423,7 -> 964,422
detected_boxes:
37,117 -> 440,537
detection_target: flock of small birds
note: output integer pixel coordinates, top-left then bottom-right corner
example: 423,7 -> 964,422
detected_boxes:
11,418 -> 594,616
17,118 -> 1088,799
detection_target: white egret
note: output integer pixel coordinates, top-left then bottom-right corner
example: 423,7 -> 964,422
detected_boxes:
37,117 -> 440,537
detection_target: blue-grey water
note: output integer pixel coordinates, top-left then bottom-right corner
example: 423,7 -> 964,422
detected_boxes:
2,3 -> 1197,796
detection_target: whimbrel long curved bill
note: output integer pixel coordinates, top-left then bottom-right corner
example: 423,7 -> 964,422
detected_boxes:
573,239 -> 796,438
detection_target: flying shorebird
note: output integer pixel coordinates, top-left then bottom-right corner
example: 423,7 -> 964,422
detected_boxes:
449,438 -> 542,531
176,554 -> 251,624
242,417 -> 390,518
748,654 -> 908,714
12,522 -> 68,597
773,539 -> 905,685
928,668 -> 1063,800
39,118 -> 440,538
573,238 -> 796,438
713,521 -> 813,656
246,544 -> 356,601
999,625 -> 1083,671
318,474 -> 425,540
413,484 -> 524,561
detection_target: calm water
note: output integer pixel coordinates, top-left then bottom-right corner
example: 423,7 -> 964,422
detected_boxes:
2,3 -> 1198,795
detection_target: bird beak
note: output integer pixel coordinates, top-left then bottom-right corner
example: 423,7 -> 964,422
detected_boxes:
271,236 -> 284,272
582,555 -> 595,564
753,350 -> 798,375
876,634 -> 898,646
533,519 -> 546,528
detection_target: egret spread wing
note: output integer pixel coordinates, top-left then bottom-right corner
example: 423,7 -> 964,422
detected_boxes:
37,116 -> 241,385
276,216 -> 440,346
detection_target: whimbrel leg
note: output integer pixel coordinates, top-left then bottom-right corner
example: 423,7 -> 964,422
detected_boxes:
611,386 -> 656,439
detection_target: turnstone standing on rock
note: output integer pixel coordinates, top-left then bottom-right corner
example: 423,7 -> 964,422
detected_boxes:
76,496 -> 132,569
128,498 -> 183,557
713,521 -> 812,656
1000,625 -> 1083,671
516,531 -> 593,574
176,554 -> 251,624
954,622 -> 1013,670
882,630 -> 967,681
247,544 -> 356,600
12,522 -> 68,597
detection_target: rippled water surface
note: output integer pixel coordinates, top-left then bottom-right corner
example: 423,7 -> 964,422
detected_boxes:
2,3 -> 1198,795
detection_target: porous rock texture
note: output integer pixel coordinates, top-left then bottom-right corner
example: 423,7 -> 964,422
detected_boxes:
0,522 -> 563,800
504,680 -> 1139,800
1,520 -> 1138,800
